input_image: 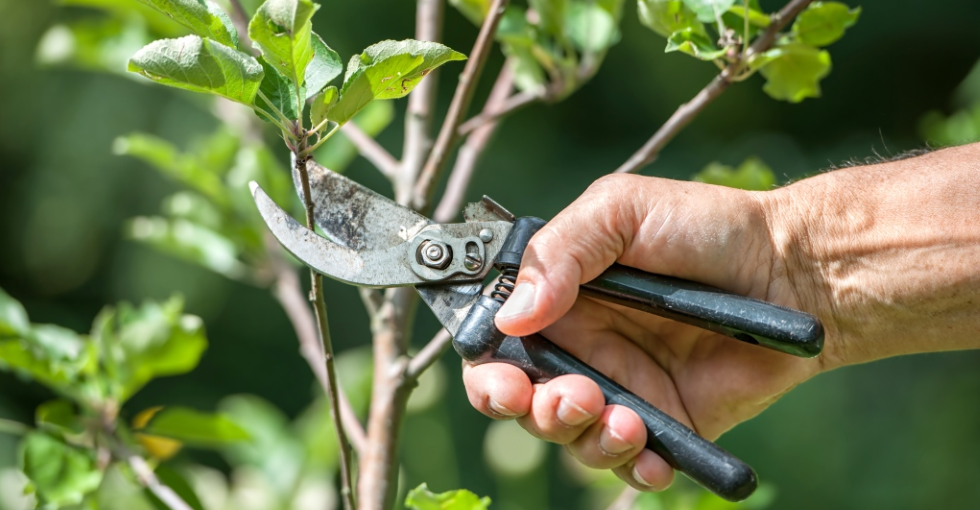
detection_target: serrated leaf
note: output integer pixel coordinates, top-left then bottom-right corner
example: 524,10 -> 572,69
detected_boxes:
450,0 -> 492,24
693,157 -> 775,190
638,0 -> 705,38
310,85 -> 338,127
94,297 -> 208,401
128,35 -> 263,105
248,0 -> 319,89
0,287 -> 30,338
758,43 -> 831,103
792,2 -> 860,47
565,2 -> 619,53
329,40 -> 465,124
135,0 -> 239,48
256,59 -> 303,121
681,0 -> 738,23
136,407 -> 249,447
36,400 -> 85,437
665,28 -> 726,60
405,483 -> 491,510
304,32 -> 342,100
20,433 -> 102,506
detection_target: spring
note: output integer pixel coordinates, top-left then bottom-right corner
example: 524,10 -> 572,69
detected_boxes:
490,266 -> 518,303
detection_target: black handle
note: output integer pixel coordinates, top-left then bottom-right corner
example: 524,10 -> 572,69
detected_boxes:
454,296 -> 758,502
580,264 -> 824,358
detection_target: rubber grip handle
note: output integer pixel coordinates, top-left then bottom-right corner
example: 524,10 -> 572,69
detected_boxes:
453,296 -> 758,502
580,264 -> 824,357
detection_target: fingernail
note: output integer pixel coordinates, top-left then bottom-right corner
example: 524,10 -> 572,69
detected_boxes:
556,398 -> 593,427
598,427 -> 632,456
496,283 -> 536,320
488,398 -> 519,417
632,464 -> 655,487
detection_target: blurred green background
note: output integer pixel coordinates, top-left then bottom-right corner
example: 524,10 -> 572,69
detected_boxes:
2,0 -> 980,508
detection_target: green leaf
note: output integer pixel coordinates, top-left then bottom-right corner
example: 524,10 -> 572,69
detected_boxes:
450,0 -> 492,24
20,432 -> 102,506
114,133 -> 228,205
310,85 -> 338,128
502,44 -> 548,96
405,483 -> 491,510
665,28 -> 726,60
0,287 -> 30,338
248,0 -> 319,89
329,40 -> 465,124
304,32 -> 342,100
724,3 -> 769,28
496,6 -> 537,46
36,400 -> 85,437
218,395 -> 304,492
137,407 -> 249,447
126,216 -> 246,278
681,0 -> 738,23
256,60 -> 303,121
792,2 -> 860,47
163,191 -> 224,230
638,0 -> 705,38
692,157 -> 775,190
94,297 -> 208,401
36,17 -> 153,76
528,0 -> 568,36
564,2 -> 619,53
128,35 -> 264,105
134,0 -> 239,48
758,43 -> 831,103
0,324 -> 97,395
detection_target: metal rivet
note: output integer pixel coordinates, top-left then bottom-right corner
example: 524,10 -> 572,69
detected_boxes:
464,253 -> 483,271
479,229 -> 494,243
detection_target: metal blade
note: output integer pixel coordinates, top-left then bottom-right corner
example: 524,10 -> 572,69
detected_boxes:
252,181 -> 424,288
293,158 -> 431,251
416,283 -> 484,336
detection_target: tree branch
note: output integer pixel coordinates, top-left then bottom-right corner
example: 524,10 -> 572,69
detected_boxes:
434,62 -> 516,223
406,328 -> 451,380
129,455 -> 195,510
295,153 -> 357,510
398,0 -> 444,205
604,486 -> 639,510
341,122 -> 400,179
457,90 -> 537,137
614,0 -> 815,174
411,0 -> 510,211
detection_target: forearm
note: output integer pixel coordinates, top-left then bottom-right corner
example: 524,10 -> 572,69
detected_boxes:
767,144 -> 980,369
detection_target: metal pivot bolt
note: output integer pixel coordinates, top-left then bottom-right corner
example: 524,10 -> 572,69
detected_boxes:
418,240 -> 452,269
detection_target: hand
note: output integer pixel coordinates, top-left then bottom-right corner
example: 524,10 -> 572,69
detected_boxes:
462,173 -> 824,491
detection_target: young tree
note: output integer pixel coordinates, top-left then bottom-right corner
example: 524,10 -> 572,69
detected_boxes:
8,0 -> 860,508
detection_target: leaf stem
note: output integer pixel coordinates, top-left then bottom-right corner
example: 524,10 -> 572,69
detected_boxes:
250,104 -> 292,134
257,90 -> 294,129
304,124 -> 341,154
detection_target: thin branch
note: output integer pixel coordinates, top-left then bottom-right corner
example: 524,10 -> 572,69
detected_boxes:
614,0 -> 815,174
604,486 -> 640,510
295,154 -> 357,510
434,63 -> 516,223
268,240 -> 367,453
341,122 -> 400,178
129,455 -> 195,510
457,90 -> 538,137
398,0 -> 444,204
411,0 -> 510,211
406,328 -> 451,380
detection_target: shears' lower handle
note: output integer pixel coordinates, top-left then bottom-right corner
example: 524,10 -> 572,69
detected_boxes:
581,264 -> 824,357
454,296 -> 758,502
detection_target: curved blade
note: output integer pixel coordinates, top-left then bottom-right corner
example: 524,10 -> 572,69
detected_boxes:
251,182 -> 424,288
293,158 -> 431,251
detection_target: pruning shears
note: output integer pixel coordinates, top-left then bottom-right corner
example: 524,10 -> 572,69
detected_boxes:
250,160 -> 824,502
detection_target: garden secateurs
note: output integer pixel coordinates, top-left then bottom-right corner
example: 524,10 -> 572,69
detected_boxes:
250,160 -> 824,502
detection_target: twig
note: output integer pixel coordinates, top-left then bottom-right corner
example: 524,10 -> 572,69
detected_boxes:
295,153 -> 357,510
267,238 -> 367,453
0,418 -> 29,436
434,63 -> 517,223
398,0 -> 444,204
614,0 -> 815,174
406,328 -> 452,380
604,486 -> 640,510
341,122 -> 400,178
411,0 -> 510,211
457,90 -> 537,137
129,455 -> 195,510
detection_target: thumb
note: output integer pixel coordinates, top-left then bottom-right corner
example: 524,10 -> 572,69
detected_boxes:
494,175 -> 643,337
